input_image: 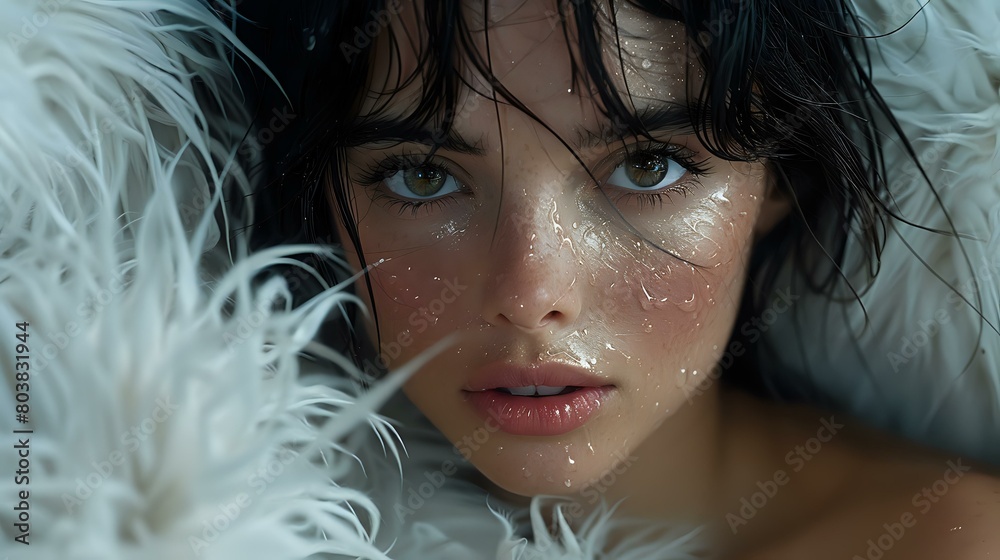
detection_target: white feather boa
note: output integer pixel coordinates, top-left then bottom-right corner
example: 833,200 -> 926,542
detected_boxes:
0,0 -> 996,558
0,0 -> 407,557
758,0 -> 1000,465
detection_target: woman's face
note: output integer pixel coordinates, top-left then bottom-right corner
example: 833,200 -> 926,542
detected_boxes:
333,1 -> 771,496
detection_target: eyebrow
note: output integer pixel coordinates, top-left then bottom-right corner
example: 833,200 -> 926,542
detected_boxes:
573,105 -> 693,149
349,103 -> 693,155
348,117 -> 488,156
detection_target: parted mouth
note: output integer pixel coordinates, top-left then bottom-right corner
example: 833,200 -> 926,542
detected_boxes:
462,363 -> 617,436
462,360 -> 614,394
491,385 -> 582,396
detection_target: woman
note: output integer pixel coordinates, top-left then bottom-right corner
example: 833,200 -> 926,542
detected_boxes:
240,0 -> 1000,557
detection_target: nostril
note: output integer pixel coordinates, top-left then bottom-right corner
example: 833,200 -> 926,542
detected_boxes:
538,310 -> 563,326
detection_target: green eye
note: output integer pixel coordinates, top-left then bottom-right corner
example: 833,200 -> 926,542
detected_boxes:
404,165 -> 447,196
384,163 -> 461,200
608,151 -> 686,191
624,153 -> 670,188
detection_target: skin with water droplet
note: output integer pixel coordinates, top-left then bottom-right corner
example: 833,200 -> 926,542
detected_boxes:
333,0 -> 774,513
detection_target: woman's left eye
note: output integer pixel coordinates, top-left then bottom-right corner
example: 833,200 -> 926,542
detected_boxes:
606,151 -> 688,191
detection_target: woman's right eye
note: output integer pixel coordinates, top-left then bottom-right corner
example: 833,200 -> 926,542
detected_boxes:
383,164 -> 462,200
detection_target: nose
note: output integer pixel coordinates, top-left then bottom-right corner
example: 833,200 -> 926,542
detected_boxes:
482,192 -> 583,333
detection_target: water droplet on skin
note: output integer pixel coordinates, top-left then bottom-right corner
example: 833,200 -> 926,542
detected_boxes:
676,368 -> 688,388
496,446 -> 504,456
587,442 -> 595,455
544,474 -> 554,483
641,59 -> 652,69
564,479 -> 573,488
644,324 -> 654,333
522,467 -> 532,478
678,292 -> 697,312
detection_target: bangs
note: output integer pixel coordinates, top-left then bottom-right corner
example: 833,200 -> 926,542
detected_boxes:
341,1 -> 704,157
241,0 -> 915,381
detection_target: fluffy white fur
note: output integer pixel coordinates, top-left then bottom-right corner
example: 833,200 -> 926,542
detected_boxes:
758,0 -> 1000,465
0,0 -> 996,558
0,1 -> 407,557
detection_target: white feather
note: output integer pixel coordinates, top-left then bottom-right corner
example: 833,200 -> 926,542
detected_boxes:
760,0 -> 1000,464
0,1 -> 398,558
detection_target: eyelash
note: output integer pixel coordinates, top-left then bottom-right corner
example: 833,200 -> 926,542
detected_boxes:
603,142 -> 710,209
354,143 -> 711,215
354,152 -> 468,216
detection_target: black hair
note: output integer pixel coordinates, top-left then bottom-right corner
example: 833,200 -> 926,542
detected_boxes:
235,0 -> 953,390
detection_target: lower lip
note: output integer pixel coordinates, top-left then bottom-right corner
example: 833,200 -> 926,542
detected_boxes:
463,387 -> 614,436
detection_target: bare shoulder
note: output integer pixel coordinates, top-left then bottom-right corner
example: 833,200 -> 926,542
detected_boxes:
904,466 -> 1000,557
726,395 -> 1000,559
748,459 -> 1000,560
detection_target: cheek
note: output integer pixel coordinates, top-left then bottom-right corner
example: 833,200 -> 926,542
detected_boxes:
577,173 -> 763,416
343,223 -> 480,367
586,171 -> 762,338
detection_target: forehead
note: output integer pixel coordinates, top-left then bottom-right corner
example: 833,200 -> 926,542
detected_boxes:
362,0 -> 695,134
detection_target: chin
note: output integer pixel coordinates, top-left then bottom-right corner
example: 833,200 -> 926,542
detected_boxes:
444,412 -> 640,500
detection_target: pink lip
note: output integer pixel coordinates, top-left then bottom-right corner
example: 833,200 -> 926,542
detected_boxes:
462,362 -> 615,436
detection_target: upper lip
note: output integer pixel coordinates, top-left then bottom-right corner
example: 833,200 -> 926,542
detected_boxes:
463,361 -> 613,392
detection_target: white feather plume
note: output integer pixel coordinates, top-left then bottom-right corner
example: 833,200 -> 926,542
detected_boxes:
0,1 -> 403,558
760,0 -> 1000,464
